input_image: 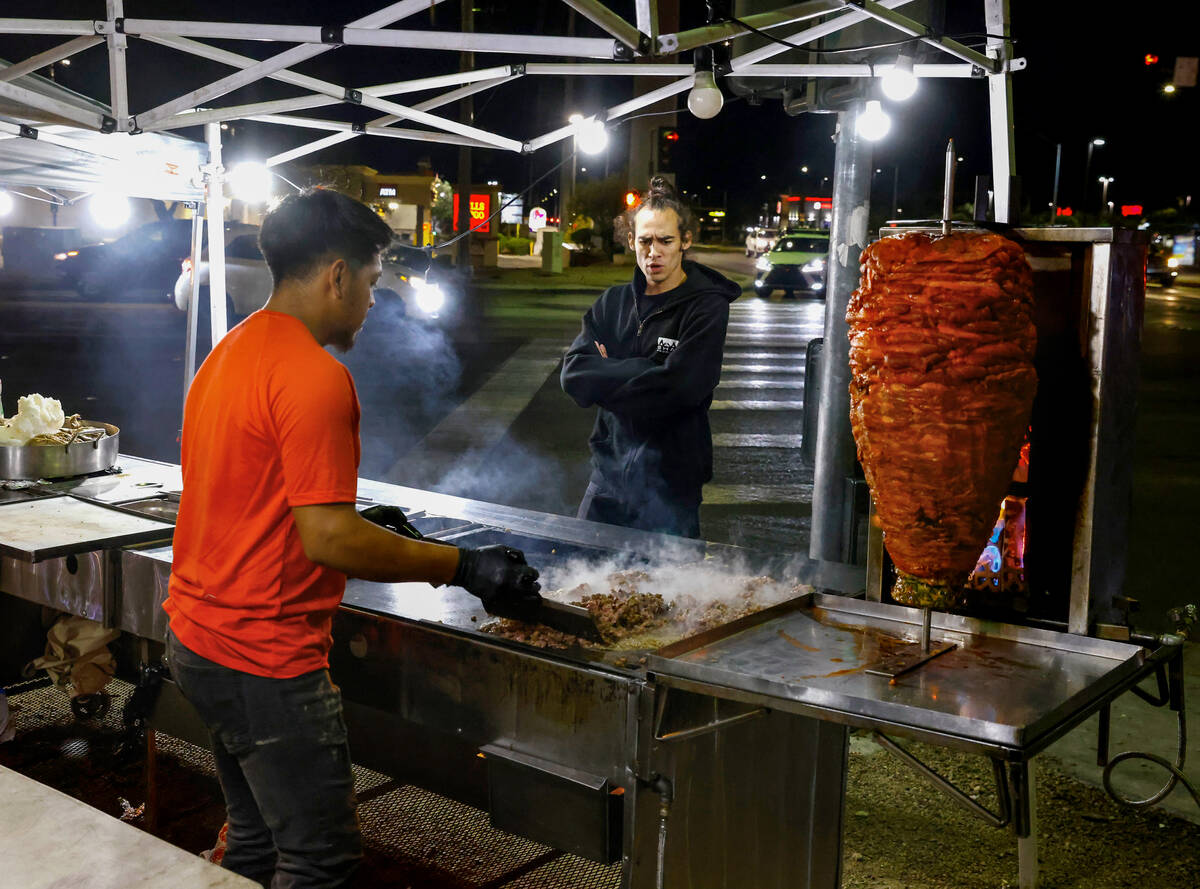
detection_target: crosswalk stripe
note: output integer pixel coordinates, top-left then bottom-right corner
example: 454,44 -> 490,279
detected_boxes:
717,380 -> 804,390
723,351 -> 808,359
710,400 -> 805,410
712,433 -> 804,448
702,483 -> 814,505
722,364 -> 804,373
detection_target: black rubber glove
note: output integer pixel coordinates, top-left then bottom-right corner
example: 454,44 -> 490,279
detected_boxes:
359,504 -> 422,540
452,545 -> 542,613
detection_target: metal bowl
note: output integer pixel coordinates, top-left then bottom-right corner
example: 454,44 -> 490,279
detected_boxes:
0,422 -> 120,480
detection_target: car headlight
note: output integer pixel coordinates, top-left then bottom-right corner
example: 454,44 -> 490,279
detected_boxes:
802,258 -> 825,273
755,255 -> 772,272
412,278 -> 445,315
1167,257 -> 1180,268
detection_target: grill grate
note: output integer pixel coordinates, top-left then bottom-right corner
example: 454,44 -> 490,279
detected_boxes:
2,678 -> 622,888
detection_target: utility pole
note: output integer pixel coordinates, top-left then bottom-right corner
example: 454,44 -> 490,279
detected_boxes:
455,0 -> 474,273
1050,142 -> 1061,219
558,9 -> 577,227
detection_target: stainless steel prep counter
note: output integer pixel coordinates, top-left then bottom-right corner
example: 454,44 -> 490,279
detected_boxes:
0,455 -> 1165,889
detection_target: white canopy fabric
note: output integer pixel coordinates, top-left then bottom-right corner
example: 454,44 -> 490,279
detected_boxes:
0,64 -> 204,202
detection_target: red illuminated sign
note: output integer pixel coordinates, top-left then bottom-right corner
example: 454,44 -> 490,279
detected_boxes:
1120,204 -> 1144,217
1144,53 -> 1159,66
452,193 -> 491,233
1055,207 -> 1073,217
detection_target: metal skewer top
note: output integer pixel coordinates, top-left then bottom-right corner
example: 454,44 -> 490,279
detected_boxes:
942,138 -> 956,236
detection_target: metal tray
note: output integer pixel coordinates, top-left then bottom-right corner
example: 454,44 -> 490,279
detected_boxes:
0,494 -> 174,561
647,593 -> 1147,757
0,422 -> 119,480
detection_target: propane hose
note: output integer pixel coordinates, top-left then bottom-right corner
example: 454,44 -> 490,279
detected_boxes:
1102,631 -> 1199,813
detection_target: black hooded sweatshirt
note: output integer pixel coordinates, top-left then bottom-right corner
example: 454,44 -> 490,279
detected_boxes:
560,258 -> 740,506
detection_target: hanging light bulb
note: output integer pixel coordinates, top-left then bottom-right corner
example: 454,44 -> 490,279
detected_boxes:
855,100 -> 892,142
571,115 -> 609,155
687,70 -> 724,119
880,54 -> 918,102
229,162 -> 274,204
89,193 -> 131,228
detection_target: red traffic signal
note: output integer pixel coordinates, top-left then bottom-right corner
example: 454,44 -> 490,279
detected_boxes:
624,190 -> 640,208
662,129 -> 680,142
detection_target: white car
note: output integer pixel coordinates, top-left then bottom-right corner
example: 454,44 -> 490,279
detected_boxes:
173,229 -> 272,317
374,244 -> 454,322
744,227 -> 778,257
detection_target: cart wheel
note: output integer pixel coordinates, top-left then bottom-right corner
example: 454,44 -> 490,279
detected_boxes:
71,692 -> 111,720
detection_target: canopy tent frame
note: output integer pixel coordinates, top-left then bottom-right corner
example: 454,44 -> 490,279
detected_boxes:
1,0 -> 1021,392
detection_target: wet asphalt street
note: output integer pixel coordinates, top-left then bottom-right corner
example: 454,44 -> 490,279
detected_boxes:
0,255 -> 1197,630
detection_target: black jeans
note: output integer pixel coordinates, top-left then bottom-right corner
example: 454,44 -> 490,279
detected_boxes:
577,480 -> 701,539
166,631 -> 361,889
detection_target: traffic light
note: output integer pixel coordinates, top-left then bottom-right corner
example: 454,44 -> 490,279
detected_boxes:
624,190 -> 640,209
657,127 -> 679,173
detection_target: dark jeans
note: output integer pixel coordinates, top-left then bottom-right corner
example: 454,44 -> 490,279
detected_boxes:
166,631 -> 361,889
577,480 -> 701,539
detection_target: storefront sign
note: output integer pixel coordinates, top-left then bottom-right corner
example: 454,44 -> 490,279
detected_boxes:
452,193 -> 491,233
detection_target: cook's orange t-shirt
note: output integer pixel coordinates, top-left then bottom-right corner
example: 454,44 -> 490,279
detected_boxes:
165,311 -> 361,678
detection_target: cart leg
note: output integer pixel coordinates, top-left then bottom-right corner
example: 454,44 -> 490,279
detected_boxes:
1010,761 -> 1038,889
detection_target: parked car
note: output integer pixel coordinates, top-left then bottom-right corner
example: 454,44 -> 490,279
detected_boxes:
173,229 -> 272,318
744,227 -> 778,257
375,243 -> 456,323
2,226 -> 82,283
1147,234 -> 1180,288
753,230 -> 830,298
55,219 -> 195,299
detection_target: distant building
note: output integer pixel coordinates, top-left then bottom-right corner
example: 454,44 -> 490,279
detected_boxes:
776,194 -> 833,230
370,170 -> 437,246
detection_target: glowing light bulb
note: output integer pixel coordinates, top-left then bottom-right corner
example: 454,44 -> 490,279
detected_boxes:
855,100 -> 891,142
89,193 -> 131,228
880,55 -> 918,102
572,116 -> 609,155
229,162 -> 273,204
687,70 -> 724,119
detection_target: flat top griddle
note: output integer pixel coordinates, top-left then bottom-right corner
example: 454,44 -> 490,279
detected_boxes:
648,593 -> 1146,757
0,495 -> 175,561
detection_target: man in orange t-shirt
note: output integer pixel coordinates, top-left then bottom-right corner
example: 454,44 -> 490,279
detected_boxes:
165,189 -> 540,889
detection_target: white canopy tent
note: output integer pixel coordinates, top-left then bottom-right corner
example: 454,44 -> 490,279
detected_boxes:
1,0 -> 1023,391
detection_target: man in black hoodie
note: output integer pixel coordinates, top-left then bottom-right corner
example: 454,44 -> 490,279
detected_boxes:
561,177 -> 740,538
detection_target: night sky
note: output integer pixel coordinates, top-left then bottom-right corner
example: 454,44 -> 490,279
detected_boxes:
1,1 -> 1194,225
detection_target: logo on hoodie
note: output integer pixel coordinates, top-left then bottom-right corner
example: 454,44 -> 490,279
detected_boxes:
656,336 -> 679,356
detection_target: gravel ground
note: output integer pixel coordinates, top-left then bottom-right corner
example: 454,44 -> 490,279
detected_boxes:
842,733 -> 1200,889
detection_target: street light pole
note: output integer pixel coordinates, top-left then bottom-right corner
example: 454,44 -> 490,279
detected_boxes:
1083,137 -> 1104,211
1050,143 -> 1062,219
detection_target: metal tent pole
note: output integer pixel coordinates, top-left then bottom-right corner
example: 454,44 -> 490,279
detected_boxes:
809,102 -> 873,563
182,209 -> 204,407
985,0 -> 1016,223
204,122 -> 228,347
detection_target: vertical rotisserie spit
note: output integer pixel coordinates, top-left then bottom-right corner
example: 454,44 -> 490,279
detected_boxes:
847,231 -> 1037,608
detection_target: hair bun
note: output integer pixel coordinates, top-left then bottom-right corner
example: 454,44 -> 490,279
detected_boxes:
648,175 -> 673,199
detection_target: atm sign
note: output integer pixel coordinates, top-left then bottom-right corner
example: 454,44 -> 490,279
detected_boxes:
452,193 -> 491,233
